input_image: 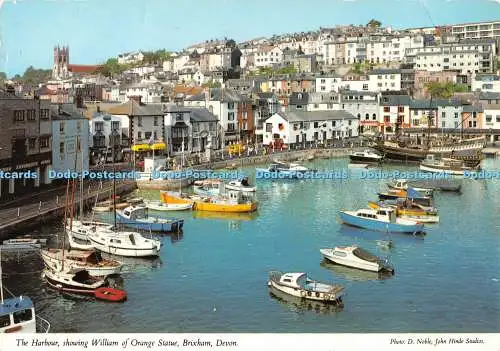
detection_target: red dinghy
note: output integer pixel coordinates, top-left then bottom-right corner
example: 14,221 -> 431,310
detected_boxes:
94,287 -> 127,302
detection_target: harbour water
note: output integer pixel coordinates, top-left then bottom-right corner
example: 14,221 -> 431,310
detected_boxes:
2,157 -> 499,333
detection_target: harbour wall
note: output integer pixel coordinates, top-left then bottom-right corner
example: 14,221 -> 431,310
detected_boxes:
0,181 -> 136,240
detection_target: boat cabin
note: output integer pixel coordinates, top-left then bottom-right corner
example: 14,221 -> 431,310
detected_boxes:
0,296 -> 36,333
121,206 -> 149,220
277,273 -> 307,288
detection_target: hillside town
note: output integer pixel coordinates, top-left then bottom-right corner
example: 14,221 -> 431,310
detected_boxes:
0,20 -> 499,200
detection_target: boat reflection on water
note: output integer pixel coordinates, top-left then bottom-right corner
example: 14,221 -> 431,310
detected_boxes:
100,253 -> 163,273
268,287 -> 344,315
192,211 -> 258,221
320,260 -> 394,282
339,224 -> 425,246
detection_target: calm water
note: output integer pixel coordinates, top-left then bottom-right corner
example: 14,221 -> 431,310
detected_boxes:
2,157 -> 500,333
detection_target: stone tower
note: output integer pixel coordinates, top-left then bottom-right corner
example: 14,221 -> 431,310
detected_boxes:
52,45 -> 69,79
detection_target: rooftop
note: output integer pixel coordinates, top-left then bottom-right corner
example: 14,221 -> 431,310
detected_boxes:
275,109 -> 356,122
106,99 -> 163,116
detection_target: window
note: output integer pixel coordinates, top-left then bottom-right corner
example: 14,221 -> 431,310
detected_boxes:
472,112 -> 477,118
14,110 -> 25,122
332,121 -> 336,127
0,315 -> 10,328
372,113 -> 376,120
398,106 -> 404,113
441,121 -> 446,128
111,121 -> 119,131
485,115 -> 492,122
137,131 -> 142,140
365,113 -> 369,120
13,309 -> 32,324
40,136 -> 49,148
154,117 -> 158,126
228,112 -> 235,121
60,122 -> 65,133
441,112 -> 446,118
454,121 -> 459,128
40,109 -> 50,119
28,138 -> 36,149
362,84 -> 368,90
227,102 -> 235,109
59,142 -> 64,154
138,117 -> 143,127
454,112 -> 459,118
313,104 -> 319,109
496,115 -> 500,122
313,122 -> 318,128
348,120 -> 352,126
77,121 -> 82,132
145,132 -> 152,140
27,109 -> 36,121
266,123 -> 272,132
383,107 -> 390,112
384,116 -> 390,123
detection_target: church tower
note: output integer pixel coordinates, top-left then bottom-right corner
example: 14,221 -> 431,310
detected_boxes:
52,45 -> 69,79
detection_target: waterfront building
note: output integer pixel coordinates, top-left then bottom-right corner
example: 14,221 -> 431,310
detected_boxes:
254,46 -> 283,68
0,88 -> 52,199
106,97 -> 164,146
484,105 -> 500,131
164,105 -> 219,155
405,39 -> 497,74
471,74 -> 500,93
461,105 -> 485,130
50,104 -> 90,176
340,91 -> 379,134
183,88 -> 253,144
89,108 -> 130,161
437,101 -> 464,129
263,110 -> 358,148
378,95 -> 412,135
253,92 -> 281,143
288,92 -> 341,112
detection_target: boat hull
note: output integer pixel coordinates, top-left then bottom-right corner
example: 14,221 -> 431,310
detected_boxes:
349,155 -> 382,164
225,184 -> 256,192
87,236 -> 161,258
116,217 -> 184,232
321,253 -> 381,272
43,270 -> 105,295
267,281 -> 344,304
419,164 -> 470,176
193,201 -> 257,213
41,252 -> 122,277
145,201 -> 192,211
339,211 -> 424,233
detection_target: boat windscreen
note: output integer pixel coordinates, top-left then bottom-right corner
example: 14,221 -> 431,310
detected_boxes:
353,248 -> 379,263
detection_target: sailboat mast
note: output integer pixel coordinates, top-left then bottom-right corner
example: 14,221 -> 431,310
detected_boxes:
113,147 -> 117,229
70,136 -> 79,230
0,248 -> 4,304
79,135 -> 84,219
62,179 -> 71,271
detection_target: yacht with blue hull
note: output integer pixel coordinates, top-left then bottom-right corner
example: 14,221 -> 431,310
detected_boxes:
339,208 -> 424,234
116,205 -> 184,232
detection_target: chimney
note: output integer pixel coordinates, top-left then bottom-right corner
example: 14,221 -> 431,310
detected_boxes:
130,95 -> 142,104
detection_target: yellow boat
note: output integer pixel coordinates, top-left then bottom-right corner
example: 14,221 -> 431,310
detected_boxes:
192,211 -> 257,221
160,191 -> 257,213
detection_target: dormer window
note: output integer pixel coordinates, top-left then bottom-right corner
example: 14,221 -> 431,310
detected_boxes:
297,93 -> 302,100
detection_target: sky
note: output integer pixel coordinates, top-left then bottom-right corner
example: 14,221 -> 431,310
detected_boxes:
0,0 -> 499,77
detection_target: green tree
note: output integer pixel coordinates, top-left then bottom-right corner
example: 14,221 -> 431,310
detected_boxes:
367,19 -> 382,28
96,58 -> 128,78
425,81 -> 468,99
277,65 -> 297,75
202,80 -> 221,88
0,72 -> 6,81
13,66 -> 52,85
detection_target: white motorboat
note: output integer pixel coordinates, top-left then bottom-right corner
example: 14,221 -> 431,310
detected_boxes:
267,271 -> 344,304
0,248 -> 50,333
41,248 -> 122,277
225,177 -> 256,193
387,179 -> 434,197
349,149 -> 383,163
0,296 -> 50,333
67,231 -> 95,250
87,230 -> 162,258
256,161 -> 310,179
320,246 -> 394,273
144,199 -> 193,211
339,208 -> 425,234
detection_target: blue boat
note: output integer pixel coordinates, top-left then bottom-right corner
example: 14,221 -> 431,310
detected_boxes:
116,205 -> 184,232
338,207 -> 424,234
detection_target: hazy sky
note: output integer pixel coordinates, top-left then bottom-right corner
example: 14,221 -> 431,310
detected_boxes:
0,0 -> 499,76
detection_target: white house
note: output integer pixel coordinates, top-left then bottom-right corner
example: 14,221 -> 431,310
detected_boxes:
367,69 -> 402,92
484,105 -> 500,130
124,65 -> 156,77
90,111 -> 129,152
339,73 -> 370,91
117,51 -> 144,65
173,54 -> 190,72
315,75 -> 343,92
288,92 -> 340,112
471,74 -> 500,93
162,60 -> 174,72
340,91 -> 380,133
50,104 -> 90,175
123,83 -> 163,104
437,102 -> 463,129
263,110 -> 359,147
254,46 -> 283,68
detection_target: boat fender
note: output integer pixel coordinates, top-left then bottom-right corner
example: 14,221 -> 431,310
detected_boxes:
324,294 -> 330,301
307,291 -> 312,297
315,292 -> 320,298
300,291 -> 306,298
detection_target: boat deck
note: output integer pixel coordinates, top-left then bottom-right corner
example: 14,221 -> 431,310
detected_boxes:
304,282 -> 344,294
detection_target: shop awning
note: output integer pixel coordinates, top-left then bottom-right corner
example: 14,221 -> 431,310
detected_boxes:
131,144 -> 150,152
151,142 -> 167,150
